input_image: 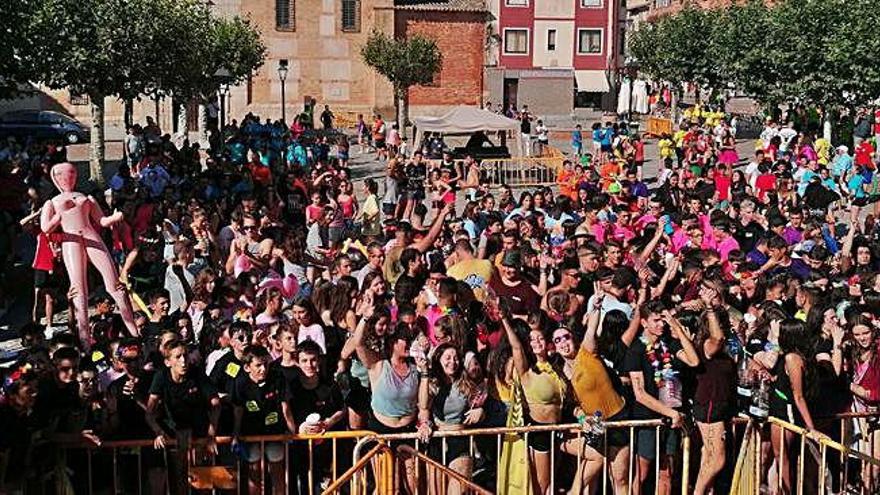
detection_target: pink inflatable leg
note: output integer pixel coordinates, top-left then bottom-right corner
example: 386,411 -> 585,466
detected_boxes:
61,243 -> 91,349
86,245 -> 139,337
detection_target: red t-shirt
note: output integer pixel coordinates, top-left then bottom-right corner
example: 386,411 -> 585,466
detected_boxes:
634,141 -> 645,162
248,162 -> 272,186
714,172 -> 731,201
755,174 -> 776,202
856,141 -> 874,168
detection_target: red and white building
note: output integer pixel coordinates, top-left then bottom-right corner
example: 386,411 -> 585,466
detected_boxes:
485,0 -> 623,116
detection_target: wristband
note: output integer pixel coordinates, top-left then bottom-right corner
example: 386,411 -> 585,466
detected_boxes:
764,342 -> 780,353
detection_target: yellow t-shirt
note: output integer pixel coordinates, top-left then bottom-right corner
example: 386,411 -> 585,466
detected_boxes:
815,138 -> 831,165
571,347 -> 625,419
673,130 -> 687,148
658,138 -> 675,159
382,246 -> 404,285
447,258 -> 494,302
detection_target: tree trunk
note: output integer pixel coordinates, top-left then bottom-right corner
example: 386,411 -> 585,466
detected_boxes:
89,96 -> 106,186
394,87 -> 403,134
670,88 -> 680,124
198,102 -> 209,148
175,98 -> 188,148
124,97 -> 134,129
400,89 -> 410,139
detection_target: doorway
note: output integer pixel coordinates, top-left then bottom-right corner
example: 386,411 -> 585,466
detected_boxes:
503,78 -> 518,114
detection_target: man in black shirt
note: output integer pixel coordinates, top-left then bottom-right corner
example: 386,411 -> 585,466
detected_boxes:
209,321 -> 251,397
105,340 -> 163,491
231,345 -> 295,494
732,198 -> 766,254
289,340 -> 345,432
320,105 -> 334,130
288,340 -> 346,494
107,339 -> 153,439
146,338 -> 220,494
404,151 -> 428,203
622,301 -> 699,495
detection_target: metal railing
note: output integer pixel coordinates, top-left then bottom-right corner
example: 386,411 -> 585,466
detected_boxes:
13,411 -> 880,495
351,419 -> 690,495
729,411 -> 880,495
479,156 -> 565,188
40,430 -> 371,495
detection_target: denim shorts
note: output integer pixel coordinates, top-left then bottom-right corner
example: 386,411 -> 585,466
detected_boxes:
242,441 -> 285,463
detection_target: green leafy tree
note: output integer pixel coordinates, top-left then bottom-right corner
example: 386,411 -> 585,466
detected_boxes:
160,10 -> 266,139
630,6 -> 722,91
29,0 -> 265,185
0,0 -> 39,99
361,31 -> 442,130
711,0 -> 780,106
32,0 -> 181,184
631,0 -> 880,116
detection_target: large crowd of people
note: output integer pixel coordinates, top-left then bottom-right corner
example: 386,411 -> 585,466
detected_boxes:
0,103 -> 879,495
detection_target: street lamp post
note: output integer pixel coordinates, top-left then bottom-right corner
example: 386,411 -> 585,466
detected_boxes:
278,60 -> 289,124
214,68 -> 232,134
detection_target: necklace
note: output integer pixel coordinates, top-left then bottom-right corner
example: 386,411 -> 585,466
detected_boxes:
643,336 -> 676,386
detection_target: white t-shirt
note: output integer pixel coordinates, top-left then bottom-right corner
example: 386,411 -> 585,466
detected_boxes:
536,124 -> 549,143
745,161 -> 760,188
297,323 -> 326,352
778,127 -> 797,151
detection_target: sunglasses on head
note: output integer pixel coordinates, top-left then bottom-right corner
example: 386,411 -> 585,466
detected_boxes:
553,334 -> 572,344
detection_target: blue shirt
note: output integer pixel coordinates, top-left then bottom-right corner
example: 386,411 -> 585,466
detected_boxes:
848,174 -> 867,198
832,154 -> 852,178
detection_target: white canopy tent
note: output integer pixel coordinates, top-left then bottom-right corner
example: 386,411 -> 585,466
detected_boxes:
411,106 -> 524,158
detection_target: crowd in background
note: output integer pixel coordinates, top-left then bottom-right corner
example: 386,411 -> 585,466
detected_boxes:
0,104 -> 880,495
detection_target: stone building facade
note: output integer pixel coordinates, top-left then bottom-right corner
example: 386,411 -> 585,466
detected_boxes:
0,0 -> 490,136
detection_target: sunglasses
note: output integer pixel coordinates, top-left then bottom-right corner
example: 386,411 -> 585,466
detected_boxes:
553,334 -> 572,344
58,365 -> 77,373
242,225 -> 257,231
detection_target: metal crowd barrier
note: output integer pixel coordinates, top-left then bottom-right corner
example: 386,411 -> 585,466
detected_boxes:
729,411 -> 880,495
18,412 -> 880,495
479,156 -> 565,188
351,418 -> 688,495
43,430 -> 371,495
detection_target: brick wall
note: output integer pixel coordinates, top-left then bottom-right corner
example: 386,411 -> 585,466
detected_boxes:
396,11 -> 486,111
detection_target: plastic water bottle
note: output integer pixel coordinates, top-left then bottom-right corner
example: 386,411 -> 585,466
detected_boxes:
659,377 -> 683,408
585,411 -> 604,449
748,378 -> 769,420
737,354 -> 753,411
592,411 -> 605,437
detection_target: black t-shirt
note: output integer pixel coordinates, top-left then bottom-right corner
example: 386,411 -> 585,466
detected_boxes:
0,403 -> 41,484
107,371 -> 155,439
733,220 -> 765,254
288,377 -> 345,430
270,359 -> 302,389
33,377 -> 81,431
520,116 -> 531,134
89,313 -> 126,342
231,373 -> 291,435
622,336 -> 683,419
149,368 -> 218,434
209,351 -> 244,396
405,162 -> 427,193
